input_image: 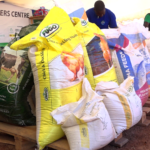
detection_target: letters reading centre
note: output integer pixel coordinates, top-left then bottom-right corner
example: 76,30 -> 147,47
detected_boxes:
0,10 -> 29,18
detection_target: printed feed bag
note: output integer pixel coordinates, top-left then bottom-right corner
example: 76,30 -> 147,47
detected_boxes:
51,78 -> 116,150
95,77 -> 142,136
105,23 -> 150,96
118,22 -> 150,96
10,7 -> 84,150
0,42 -> 35,126
102,29 -> 149,106
71,17 -> 118,90
54,0 -> 87,20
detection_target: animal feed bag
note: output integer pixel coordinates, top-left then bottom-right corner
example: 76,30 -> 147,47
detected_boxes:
51,78 -> 116,150
0,45 -> 35,125
54,0 -> 87,20
104,22 -> 150,95
0,22 -> 41,125
71,17 -> 118,90
95,77 -> 142,136
102,29 -> 149,106
118,22 -> 150,96
10,7 -> 84,150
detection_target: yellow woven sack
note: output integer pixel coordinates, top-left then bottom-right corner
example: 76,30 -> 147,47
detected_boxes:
11,7 -> 84,150
72,17 -> 118,89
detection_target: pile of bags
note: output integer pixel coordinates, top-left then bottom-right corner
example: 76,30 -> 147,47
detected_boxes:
51,77 -> 142,150
0,4 -> 149,150
51,78 -> 117,150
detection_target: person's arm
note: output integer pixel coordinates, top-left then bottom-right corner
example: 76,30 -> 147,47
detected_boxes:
109,11 -> 118,28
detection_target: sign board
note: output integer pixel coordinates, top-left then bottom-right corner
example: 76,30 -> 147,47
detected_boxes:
0,2 -> 32,43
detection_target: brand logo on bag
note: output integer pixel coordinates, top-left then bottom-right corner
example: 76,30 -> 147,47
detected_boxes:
43,87 -> 49,101
125,85 -> 133,97
81,128 -> 87,137
7,83 -> 19,94
81,19 -> 87,26
84,66 -> 88,75
127,85 -> 133,93
40,24 -> 59,37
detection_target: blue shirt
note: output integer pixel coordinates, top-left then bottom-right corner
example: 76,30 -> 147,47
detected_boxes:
86,8 -> 117,29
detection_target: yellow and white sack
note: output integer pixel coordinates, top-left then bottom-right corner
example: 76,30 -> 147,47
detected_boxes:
11,7 -> 84,150
71,17 -> 118,90
51,78 -> 116,150
95,77 -> 142,136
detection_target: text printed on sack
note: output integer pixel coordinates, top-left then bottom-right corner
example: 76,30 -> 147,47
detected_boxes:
120,51 -> 131,77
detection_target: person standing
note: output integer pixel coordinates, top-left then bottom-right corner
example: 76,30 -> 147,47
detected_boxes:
144,13 -> 150,31
86,0 -> 117,29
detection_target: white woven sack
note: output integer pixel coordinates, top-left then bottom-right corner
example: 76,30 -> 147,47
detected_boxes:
51,78 -> 116,150
95,76 -> 142,136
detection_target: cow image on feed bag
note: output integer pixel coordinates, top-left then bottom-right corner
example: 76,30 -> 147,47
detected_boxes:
0,49 -> 25,83
10,7 -> 84,150
0,22 -> 40,126
0,46 -> 35,126
71,17 -> 118,90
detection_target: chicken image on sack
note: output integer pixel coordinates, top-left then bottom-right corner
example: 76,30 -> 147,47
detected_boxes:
61,51 -> 84,81
10,7 -> 84,150
94,33 -> 112,68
